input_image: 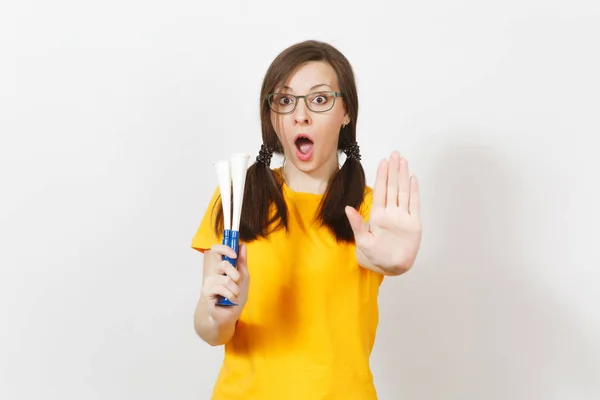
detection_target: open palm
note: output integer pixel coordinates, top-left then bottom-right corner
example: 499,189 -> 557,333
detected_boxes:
346,151 -> 422,273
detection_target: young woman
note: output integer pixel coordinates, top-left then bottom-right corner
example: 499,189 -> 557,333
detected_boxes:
191,40 -> 422,399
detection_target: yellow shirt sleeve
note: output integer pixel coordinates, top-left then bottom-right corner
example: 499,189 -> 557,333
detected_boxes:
191,186 -> 222,253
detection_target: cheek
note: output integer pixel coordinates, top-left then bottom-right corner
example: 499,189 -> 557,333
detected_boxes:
270,114 -> 296,150
318,119 -> 343,150
272,113 -> 288,130
319,115 -> 344,137
270,115 -> 284,140
325,108 -> 345,130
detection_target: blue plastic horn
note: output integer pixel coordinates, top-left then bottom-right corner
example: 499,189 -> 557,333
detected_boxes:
213,154 -> 249,306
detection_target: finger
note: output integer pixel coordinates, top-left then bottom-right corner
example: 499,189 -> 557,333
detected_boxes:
345,206 -> 369,240
408,175 -> 421,217
372,158 -> 388,209
209,244 -> 237,260
209,244 -> 237,274
211,284 -> 237,304
216,261 -> 241,282
236,243 -> 250,280
398,157 -> 410,212
387,152 -> 400,207
214,275 -> 241,298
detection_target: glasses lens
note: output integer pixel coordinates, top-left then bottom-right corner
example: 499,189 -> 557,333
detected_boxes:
307,91 -> 335,112
269,94 -> 296,113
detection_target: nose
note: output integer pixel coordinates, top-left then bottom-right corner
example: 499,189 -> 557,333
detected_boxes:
293,98 -> 311,125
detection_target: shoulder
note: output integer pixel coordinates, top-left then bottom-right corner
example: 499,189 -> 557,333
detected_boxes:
191,186 -> 222,253
202,185 -> 222,213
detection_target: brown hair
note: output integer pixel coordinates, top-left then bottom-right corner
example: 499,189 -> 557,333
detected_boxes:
213,40 -> 366,243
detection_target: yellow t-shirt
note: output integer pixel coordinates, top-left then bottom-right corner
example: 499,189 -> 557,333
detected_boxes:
191,168 -> 384,400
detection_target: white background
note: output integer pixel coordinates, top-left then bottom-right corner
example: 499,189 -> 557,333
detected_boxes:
1,1 -> 599,399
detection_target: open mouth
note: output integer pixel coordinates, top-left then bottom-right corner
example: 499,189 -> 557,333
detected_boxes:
294,134 -> 314,156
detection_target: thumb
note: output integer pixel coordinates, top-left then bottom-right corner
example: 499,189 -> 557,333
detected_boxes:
345,206 -> 369,240
237,243 -> 249,279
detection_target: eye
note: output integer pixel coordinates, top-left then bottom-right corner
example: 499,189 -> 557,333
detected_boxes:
279,96 -> 294,105
312,95 -> 328,104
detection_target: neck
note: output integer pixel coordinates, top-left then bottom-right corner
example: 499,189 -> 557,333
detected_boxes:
283,153 -> 339,195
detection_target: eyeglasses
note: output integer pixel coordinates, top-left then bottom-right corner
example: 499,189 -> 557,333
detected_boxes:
266,91 -> 343,114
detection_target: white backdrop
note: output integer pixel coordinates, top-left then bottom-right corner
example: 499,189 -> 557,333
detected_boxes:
1,1 -> 599,399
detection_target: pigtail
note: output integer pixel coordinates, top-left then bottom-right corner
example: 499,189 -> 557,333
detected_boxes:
213,144 -> 288,242
317,142 -> 366,243
239,145 -> 288,241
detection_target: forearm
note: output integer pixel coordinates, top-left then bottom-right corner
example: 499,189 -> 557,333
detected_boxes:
194,298 -> 236,346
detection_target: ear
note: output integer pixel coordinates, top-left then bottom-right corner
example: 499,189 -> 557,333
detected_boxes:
342,115 -> 350,127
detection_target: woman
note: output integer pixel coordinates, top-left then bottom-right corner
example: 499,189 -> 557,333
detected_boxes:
191,40 -> 422,399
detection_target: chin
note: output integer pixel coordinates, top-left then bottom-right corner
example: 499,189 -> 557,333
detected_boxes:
289,157 -> 316,171
295,157 -> 335,175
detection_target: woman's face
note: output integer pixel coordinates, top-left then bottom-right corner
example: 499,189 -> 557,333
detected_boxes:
270,61 -> 348,175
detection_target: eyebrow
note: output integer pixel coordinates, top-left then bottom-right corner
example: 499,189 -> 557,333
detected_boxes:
279,83 -> 332,92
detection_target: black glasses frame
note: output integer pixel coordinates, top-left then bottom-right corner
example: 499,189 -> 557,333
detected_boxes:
266,91 -> 344,114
